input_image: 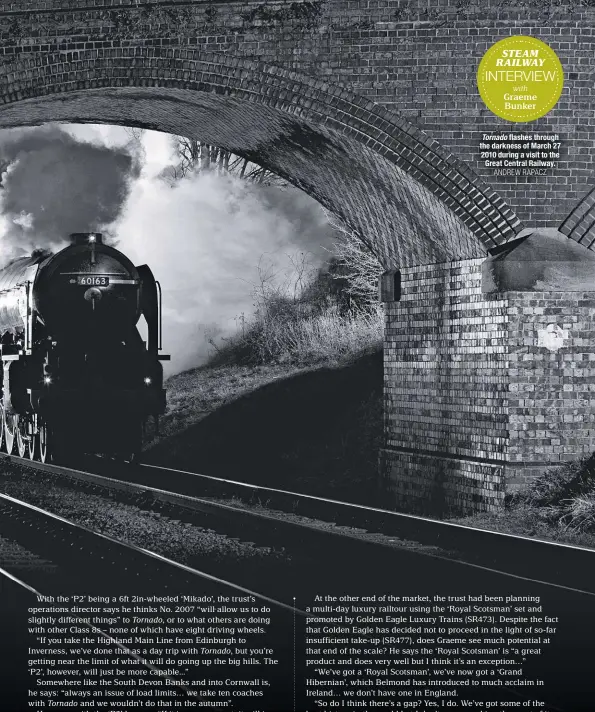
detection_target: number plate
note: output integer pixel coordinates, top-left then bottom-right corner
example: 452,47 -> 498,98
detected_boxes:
77,276 -> 110,286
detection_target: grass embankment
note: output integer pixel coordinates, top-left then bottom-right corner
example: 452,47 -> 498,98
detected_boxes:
145,349 -> 384,506
144,274 -> 385,503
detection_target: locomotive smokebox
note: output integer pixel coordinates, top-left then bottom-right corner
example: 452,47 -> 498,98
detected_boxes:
34,234 -> 141,337
70,232 -> 104,245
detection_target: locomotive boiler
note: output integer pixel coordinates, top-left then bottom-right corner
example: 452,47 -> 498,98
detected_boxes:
0,232 -> 168,462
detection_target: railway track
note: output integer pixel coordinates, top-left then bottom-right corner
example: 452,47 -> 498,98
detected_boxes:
0,452 -> 477,601
0,451 -> 594,596
0,455 -> 594,711
0,486 -> 302,613
0,495 -> 300,712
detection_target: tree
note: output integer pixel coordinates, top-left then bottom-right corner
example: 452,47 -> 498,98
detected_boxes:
162,136 -> 287,187
323,209 -> 383,308
123,126 -> 146,164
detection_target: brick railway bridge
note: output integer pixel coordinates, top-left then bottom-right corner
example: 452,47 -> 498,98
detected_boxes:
1,0 -> 595,513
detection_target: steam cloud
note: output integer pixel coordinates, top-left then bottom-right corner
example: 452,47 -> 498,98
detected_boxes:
0,124 -> 142,262
114,163 -> 336,375
0,124 -> 336,375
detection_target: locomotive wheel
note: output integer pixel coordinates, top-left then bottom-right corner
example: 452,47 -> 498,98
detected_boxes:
38,425 -> 49,464
28,429 -> 37,461
4,412 -> 15,455
15,417 -> 26,458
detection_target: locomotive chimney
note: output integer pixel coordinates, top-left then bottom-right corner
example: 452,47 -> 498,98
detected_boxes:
70,232 -> 103,245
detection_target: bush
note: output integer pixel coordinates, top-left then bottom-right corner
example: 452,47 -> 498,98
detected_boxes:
508,458 -> 590,508
504,455 -> 595,536
207,254 -> 383,366
249,302 -> 383,364
561,496 -> 595,533
209,299 -> 382,366
323,210 -> 384,308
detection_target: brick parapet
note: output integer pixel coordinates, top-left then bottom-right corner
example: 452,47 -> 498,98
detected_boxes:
383,258 -> 595,513
384,259 -> 509,463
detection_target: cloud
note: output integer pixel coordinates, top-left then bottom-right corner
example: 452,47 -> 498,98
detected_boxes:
0,124 -> 336,375
113,166 -> 336,375
0,124 -> 142,262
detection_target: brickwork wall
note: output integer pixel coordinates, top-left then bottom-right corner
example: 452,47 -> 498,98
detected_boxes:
384,260 -> 508,460
379,450 -> 505,514
381,261 -> 595,513
506,292 -> 595,487
0,0 -> 588,234
381,259 -> 508,513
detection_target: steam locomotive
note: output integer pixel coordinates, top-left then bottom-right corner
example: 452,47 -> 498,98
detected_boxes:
0,232 -> 168,463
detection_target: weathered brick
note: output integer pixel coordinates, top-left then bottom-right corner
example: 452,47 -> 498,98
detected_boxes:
381,259 -> 595,514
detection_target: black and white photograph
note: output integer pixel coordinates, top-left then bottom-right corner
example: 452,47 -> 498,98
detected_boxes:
0,1 -> 593,711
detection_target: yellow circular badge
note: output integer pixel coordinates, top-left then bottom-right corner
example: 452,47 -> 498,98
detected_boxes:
477,36 -> 564,122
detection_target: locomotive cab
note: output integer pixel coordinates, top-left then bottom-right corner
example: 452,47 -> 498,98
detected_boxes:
0,232 -> 169,462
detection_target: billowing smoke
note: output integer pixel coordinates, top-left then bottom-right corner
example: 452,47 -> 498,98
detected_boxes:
0,124 -> 142,262
114,158 -> 336,375
0,124 -> 336,375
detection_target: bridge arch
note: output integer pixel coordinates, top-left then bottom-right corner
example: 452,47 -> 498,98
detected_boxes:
0,48 -> 521,267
